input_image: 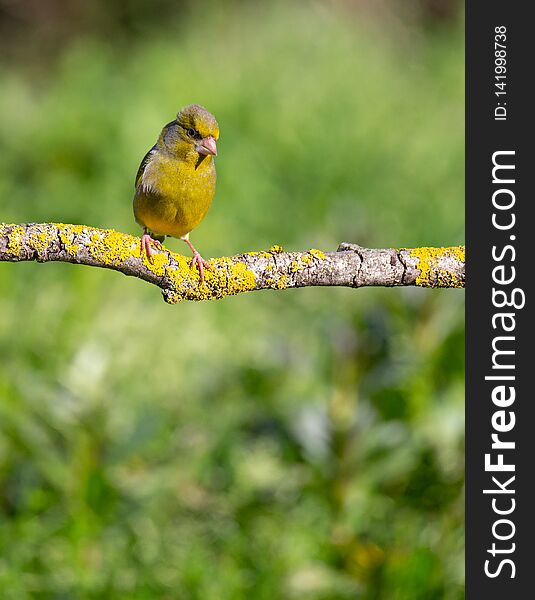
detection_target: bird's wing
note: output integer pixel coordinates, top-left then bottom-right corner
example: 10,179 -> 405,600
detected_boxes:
135,145 -> 156,189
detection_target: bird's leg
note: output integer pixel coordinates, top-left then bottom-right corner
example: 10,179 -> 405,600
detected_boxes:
140,228 -> 163,262
182,237 -> 210,283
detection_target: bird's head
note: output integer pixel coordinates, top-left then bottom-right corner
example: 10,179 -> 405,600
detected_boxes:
163,103 -> 219,160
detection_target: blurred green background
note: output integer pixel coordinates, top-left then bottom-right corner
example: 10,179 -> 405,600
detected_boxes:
0,1 -> 464,598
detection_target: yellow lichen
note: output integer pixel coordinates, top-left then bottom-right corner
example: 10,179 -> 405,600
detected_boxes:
274,274 -> 288,289
87,229 -> 138,265
6,225 -> 26,256
260,272 -> 288,291
1,223 -> 334,301
308,248 -> 326,260
226,261 -> 257,295
287,248 -> 327,273
290,260 -> 303,273
158,255 -> 257,302
300,249 -> 326,266
27,230 -> 49,257
57,224 -> 87,258
143,250 -> 173,277
163,290 -> 182,304
54,224 -> 259,302
410,246 -> 465,288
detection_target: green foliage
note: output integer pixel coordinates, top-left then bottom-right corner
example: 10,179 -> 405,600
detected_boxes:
0,3 -> 464,598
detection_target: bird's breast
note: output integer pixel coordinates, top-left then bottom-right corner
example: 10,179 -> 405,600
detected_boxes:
134,153 -> 216,238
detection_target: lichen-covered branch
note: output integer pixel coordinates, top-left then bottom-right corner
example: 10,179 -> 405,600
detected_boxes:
0,223 -> 465,303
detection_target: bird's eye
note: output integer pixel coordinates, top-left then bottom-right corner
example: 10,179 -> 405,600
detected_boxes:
187,128 -> 197,138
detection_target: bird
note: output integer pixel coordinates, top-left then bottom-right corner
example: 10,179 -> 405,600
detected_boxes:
133,103 -> 219,282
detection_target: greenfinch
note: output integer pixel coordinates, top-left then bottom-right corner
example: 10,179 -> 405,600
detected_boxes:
133,104 -> 219,282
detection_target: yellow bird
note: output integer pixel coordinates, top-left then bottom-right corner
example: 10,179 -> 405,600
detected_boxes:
133,104 -> 219,282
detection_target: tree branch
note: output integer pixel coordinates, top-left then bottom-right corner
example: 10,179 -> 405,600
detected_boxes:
1,223 -> 464,303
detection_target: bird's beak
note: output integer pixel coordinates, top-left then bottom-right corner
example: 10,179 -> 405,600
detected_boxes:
196,136 -> 217,156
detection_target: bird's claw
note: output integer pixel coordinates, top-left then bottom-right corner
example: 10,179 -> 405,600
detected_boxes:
190,252 -> 210,284
140,233 -> 163,263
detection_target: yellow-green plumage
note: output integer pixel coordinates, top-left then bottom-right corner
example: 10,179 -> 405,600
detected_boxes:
133,104 -> 219,244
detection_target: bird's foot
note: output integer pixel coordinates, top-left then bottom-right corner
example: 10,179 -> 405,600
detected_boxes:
182,237 -> 210,284
190,251 -> 210,284
140,232 -> 163,262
